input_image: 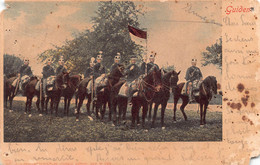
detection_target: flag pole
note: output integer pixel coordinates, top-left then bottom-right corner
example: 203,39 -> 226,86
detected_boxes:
145,28 -> 148,75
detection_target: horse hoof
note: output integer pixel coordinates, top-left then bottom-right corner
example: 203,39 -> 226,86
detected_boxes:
74,109 -> 77,114
88,116 -> 93,121
9,110 -> 13,113
39,114 -> 43,117
162,127 -> 166,130
173,121 -> 177,124
111,123 -> 115,127
137,123 -> 141,126
24,112 -> 27,114
98,112 -> 101,116
76,119 -> 79,122
28,114 -> 32,118
144,129 -> 148,132
200,125 -> 205,128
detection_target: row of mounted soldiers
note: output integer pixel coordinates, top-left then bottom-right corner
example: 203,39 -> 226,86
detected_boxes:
12,51 -> 203,102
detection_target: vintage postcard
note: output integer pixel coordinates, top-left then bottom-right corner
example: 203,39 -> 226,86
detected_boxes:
0,0 -> 259,164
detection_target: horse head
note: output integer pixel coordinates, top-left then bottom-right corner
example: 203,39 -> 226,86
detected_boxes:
209,76 -> 217,95
145,67 -> 162,92
56,71 -> 70,89
170,70 -> 180,94
116,64 -> 125,77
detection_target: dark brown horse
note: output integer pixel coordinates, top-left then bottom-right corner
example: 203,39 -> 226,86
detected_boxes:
24,76 -> 44,116
149,70 -> 180,128
4,74 -> 19,111
44,71 -> 70,116
75,64 -> 125,121
130,67 -> 162,128
62,74 -> 81,116
195,76 -> 217,126
172,76 -> 217,126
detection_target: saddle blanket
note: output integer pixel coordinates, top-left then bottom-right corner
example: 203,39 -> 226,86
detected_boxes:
181,80 -> 202,96
47,76 -> 56,86
86,74 -> 107,94
11,75 -> 30,87
118,80 -> 138,97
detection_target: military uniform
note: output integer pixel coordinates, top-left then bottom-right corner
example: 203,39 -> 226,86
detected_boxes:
140,62 -> 159,75
56,65 -> 67,75
110,63 -> 119,72
110,52 -> 121,72
185,59 -> 203,102
125,63 -> 140,82
93,63 -> 106,79
19,65 -> 33,77
42,63 -> 55,96
84,66 -> 94,79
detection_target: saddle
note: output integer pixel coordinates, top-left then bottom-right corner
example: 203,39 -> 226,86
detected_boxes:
86,74 -> 107,94
46,76 -> 56,91
182,80 -> 202,97
118,77 -> 141,97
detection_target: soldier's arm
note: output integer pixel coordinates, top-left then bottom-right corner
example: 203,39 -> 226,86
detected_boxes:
42,66 -> 48,78
185,68 -> 190,81
28,67 -> 33,76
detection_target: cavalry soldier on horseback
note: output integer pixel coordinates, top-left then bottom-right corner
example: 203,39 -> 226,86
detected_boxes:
110,52 -> 121,72
42,58 -> 55,98
84,57 -> 95,79
125,55 -> 140,103
12,57 -> 33,95
141,52 -> 159,75
93,51 -> 106,79
185,58 -> 203,102
56,56 -> 67,75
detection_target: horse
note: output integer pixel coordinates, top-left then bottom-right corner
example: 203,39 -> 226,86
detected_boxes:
75,64 -> 125,121
195,76 -> 217,126
172,76 -> 217,126
24,76 -> 44,116
4,73 -> 20,111
148,70 -> 180,128
61,74 -> 81,116
44,71 -> 70,116
129,67 -> 163,128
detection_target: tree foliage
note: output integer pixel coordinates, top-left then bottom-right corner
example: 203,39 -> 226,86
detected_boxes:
4,54 -> 23,76
201,37 -> 222,70
38,1 -> 145,74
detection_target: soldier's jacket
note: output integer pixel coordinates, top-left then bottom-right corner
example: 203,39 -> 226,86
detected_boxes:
140,62 -> 159,75
42,65 -> 55,79
19,65 -> 33,77
110,63 -> 119,72
56,65 -> 67,75
125,63 -> 140,82
93,63 -> 106,78
185,66 -> 202,82
84,67 -> 94,79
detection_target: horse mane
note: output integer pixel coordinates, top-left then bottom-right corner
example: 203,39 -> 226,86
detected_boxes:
6,73 -> 17,78
109,64 -> 124,79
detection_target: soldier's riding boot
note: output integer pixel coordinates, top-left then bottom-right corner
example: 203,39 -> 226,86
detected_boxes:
127,86 -> 133,105
189,86 -> 195,103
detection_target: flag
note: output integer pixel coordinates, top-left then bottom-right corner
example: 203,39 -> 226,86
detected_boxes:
128,25 -> 147,39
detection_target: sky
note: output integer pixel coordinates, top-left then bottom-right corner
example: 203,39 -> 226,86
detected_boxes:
3,1 -> 221,83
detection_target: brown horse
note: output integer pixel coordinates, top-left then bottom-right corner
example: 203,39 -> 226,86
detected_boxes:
44,71 -> 70,116
130,67 -> 163,128
172,76 -> 217,126
24,76 -> 44,116
4,74 -> 19,111
62,74 -> 81,116
75,64 -> 125,121
195,76 -> 217,126
149,70 -> 180,128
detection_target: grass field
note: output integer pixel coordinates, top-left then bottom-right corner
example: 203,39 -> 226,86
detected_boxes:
4,97 -> 222,142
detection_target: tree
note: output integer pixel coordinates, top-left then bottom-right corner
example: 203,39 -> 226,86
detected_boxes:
38,1 -> 145,74
4,54 -> 23,76
201,37 -> 222,71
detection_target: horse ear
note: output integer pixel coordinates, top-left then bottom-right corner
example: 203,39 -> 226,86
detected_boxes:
177,71 -> 181,75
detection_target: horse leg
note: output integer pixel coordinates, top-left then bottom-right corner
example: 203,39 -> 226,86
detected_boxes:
161,102 -> 167,128
67,98 -> 71,116
151,103 -> 159,128
64,97 -> 67,115
55,97 -> 61,117
131,100 -> 138,128
108,98 -> 112,121
95,97 -> 100,119
36,96 -> 40,112
148,102 -> 152,122
173,97 -> 178,122
200,103 -> 204,126
25,97 -> 28,114
111,98 -> 117,125
45,97 -> 49,114
86,94 -> 91,116
203,101 -> 209,125
101,98 -> 107,120
180,95 -> 189,121
29,97 -> 32,115
76,96 -> 84,120
142,101 -> 148,128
